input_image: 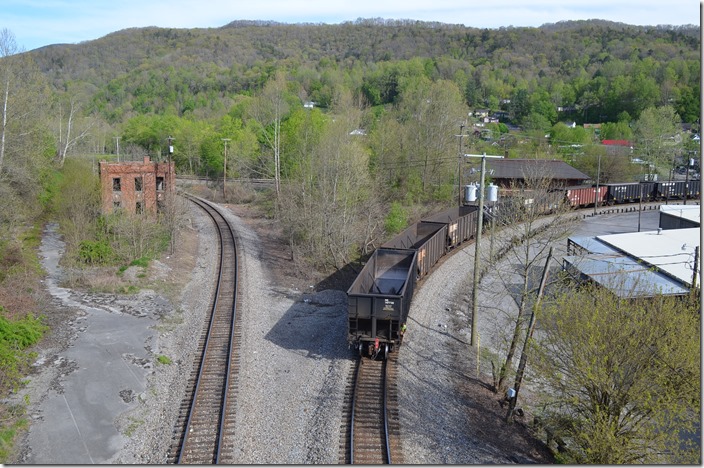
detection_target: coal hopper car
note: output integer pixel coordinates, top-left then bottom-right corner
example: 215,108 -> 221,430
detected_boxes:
347,248 -> 417,359
381,221 -> 447,279
421,205 -> 479,250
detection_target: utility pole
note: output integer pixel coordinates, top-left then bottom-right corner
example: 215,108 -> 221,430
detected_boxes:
222,138 -> 231,201
637,182 -> 643,232
165,136 -> 175,252
465,152 -> 503,347
471,155 -> 486,348
684,156 -> 692,205
457,125 -> 464,206
692,246 -> 699,293
593,152 -> 601,215
114,136 -> 120,162
506,247 -> 553,422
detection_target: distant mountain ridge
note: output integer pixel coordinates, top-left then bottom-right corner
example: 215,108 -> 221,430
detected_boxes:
21,18 -> 700,124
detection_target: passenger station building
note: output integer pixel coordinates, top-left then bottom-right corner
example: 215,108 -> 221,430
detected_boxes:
99,156 -> 175,215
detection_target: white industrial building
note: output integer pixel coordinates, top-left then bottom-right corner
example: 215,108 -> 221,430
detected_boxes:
563,205 -> 700,298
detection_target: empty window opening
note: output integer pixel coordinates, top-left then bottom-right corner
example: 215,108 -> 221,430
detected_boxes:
156,177 -> 164,191
135,177 -> 143,192
113,178 -> 121,191
136,201 -> 143,214
113,201 -> 121,210
157,200 -> 165,214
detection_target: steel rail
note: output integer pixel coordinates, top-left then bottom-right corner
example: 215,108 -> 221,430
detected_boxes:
176,194 -> 239,464
349,357 -> 391,464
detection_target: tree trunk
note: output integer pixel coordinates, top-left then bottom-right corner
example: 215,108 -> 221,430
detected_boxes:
0,74 -> 8,172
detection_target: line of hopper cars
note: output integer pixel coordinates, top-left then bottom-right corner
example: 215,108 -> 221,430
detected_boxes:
565,180 -> 701,208
347,206 -> 479,359
347,178 -> 701,359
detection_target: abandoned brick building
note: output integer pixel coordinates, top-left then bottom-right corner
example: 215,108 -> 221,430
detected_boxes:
99,156 -> 175,215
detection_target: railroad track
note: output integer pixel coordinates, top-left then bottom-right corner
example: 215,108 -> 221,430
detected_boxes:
167,195 -> 242,464
339,353 -> 403,464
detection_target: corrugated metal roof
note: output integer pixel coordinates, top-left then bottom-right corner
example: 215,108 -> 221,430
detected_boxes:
563,255 -> 690,298
565,227 -> 700,297
478,159 -> 590,181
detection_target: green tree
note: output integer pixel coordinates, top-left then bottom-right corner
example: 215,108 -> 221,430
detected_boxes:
217,114 -> 259,179
533,285 -> 700,464
51,158 -> 101,258
396,77 -> 468,200
172,118 -> 211,174
122,114 -> 180,157
600,121 -> 633,141
280,106 -> 326,179
549,122 -> 594,159
633,105 -> 682,174
279,91 -> 381,269
676,85 -> 700,124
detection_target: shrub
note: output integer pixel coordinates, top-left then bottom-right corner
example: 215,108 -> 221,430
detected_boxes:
78,240 -> 114,265
384,202 -> 407,235
0,310 -> 47,393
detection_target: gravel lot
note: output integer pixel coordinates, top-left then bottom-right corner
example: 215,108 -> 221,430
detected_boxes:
7,197 -> 559,464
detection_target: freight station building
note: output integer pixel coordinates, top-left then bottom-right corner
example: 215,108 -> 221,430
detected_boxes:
99,156 -> 175,215
563,205 -> 701,298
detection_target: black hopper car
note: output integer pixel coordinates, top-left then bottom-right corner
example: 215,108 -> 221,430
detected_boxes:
347,248 -> 417,359
347,206 -> 480,359
562,180 -> 701,208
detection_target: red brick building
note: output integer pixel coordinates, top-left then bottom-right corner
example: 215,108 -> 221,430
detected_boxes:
99,156 -> 175,215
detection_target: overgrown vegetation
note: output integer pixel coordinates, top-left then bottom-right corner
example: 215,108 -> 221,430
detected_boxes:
0,309 -> 47,393
0,404 -> 29,462
531,285 -> 700,464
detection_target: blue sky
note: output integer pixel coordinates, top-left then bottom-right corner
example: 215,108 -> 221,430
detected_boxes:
3,0 -> 700,51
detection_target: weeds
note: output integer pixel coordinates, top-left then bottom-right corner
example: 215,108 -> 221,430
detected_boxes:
156,355 -> 172,365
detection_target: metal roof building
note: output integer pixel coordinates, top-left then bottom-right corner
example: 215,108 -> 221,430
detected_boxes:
564,227 -> 700,298
466,158 -> 590,188
659,204 -> 701,230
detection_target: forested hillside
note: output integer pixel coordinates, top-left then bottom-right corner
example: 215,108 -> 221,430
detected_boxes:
28,19 -> 700,124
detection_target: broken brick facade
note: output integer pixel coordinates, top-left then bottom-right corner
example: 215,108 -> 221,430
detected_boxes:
99,156 -> 175,215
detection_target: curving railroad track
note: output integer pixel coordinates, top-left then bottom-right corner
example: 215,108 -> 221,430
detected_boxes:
167,194 -> 242,464
339,352 -> 403,464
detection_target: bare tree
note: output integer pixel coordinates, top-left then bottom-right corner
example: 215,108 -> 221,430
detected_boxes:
279,91 -> 382,270
250,71 -> 290,201
0,28 -> 21,172
55,95 -> 95,167
480,169 -> 577,394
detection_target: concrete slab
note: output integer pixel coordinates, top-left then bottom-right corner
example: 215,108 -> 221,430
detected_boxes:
23,224 -> 157,464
